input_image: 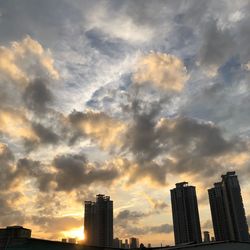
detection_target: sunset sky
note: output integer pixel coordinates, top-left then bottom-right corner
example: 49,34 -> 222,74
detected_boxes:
0,0 -> 250,246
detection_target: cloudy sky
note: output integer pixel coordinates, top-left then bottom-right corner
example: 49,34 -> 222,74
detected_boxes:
0,0 -> 250,246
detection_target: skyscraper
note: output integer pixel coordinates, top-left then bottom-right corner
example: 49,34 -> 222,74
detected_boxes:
208,171 -> 249,242
84,201 -> 95,245
170,182 -> 202,245
129,237 -> 139,248
84,194 -> 113,247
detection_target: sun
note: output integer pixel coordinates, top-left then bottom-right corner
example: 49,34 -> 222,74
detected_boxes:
63,226 -> 85,241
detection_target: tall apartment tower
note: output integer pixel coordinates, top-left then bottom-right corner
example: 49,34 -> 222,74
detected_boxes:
208,171 -> 249,242
84,194 -> 113,247
170,182 -> 202,245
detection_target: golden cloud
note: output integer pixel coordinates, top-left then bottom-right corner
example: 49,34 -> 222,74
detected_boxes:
70,111 -> 126,149
0,36 -> 59,83
133,52 -> 189,91
0,108 -> 37,140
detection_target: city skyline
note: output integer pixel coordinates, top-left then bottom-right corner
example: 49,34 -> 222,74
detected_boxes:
0,0 -> 250,246
0,171 -> 249,246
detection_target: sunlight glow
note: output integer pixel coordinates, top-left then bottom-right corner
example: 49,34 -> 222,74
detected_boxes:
63,226 -> 84,241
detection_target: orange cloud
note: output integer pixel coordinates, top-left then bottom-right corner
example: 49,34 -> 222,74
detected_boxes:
0,108 -> 36,140
0,36 -> 59,83
133,52 -> 189,91
70,111 -> 126,149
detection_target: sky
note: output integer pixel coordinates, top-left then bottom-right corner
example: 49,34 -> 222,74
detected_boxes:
0,0 -> 250,246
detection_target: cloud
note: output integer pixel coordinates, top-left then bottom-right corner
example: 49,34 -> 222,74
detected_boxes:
149,224 -> 173,234
10,153 -> 119,193
133,52 -> 189,91
53,154 -> 119,191
144,194 -> 168,210
122,99 -> 248,186
23,78 -> 54,113
0,36 -> 59,147
115,209 -> 148,223
198,19 -> 235,76
31,215 -> 82,232
84,1 -> 154,44
69,110 -> 126,149
0,143 -> 16,191
0,108 -> 36,140
0,192 -> 26,226
116,223 -> 173,238
0,36 -> 59,82
31,122 -> 59,144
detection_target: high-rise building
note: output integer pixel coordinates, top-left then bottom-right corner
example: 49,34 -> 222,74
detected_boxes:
203,231 -> 210,242
130,237 -> 139,248
84,194 -> 113,247
208,171 -> 249,242
84,201 -> 95,245
170,182 -> 202,245
113,238 -> 122,248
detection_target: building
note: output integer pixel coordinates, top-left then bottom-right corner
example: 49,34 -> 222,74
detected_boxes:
84,201 -> 96,245
84,194 -> 113,247
203,231 -> 210,242
113,238 -> 122,248
208,172 -> 249,242
170,182 -> 202,245
2,238 -> 250,250
129,237 -> 139,248
0,226 -> 31,249
0,226 -> 31,240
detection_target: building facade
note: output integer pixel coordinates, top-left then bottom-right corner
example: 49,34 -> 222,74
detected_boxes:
84,194 -> 113,247
208,171 -> 249,242
171,182 -> 202,245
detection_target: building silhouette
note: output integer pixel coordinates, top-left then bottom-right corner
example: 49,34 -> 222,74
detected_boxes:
171,182 -> 202,245
203,231 -> 210,242
208,171 -> 249,242
113,238 -> 122,248
130,237 -> 139,248
84,194 -> 113,247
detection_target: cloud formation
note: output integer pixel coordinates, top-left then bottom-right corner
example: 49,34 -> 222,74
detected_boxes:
69,110 -> 126,149
133,52 -> 189,91
1,1 -> 250,244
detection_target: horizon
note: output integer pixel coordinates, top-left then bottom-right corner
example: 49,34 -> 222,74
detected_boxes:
0,0 -> 250,246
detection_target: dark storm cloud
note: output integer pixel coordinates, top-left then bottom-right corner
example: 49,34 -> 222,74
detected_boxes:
15,158 -> 54,192
0,147 -> 119,193
122,97 -> 247,185
13,154 -> 119,192
123,99 -> 163,164
31,122 -> 59,144
53,154 -> 119,191
115,210 -> 148,222
23,78 -> 53,113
